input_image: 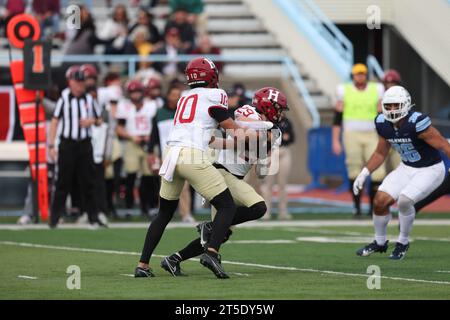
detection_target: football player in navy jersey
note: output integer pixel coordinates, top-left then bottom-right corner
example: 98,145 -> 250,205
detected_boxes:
353,86 -> 450,260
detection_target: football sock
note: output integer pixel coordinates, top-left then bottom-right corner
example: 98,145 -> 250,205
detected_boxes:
373,213 -> 391,245
177,238 -> 204,261
231,202 -> 267,225
349,179 -> 361,214
397,195 -> 415,245
139,197 -> 178,264
208,189 -> 236,251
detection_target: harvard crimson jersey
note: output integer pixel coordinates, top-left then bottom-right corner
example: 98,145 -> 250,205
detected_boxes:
375,111 -> 442,168
167,87 -> 228,151
216,105 -> 281,177
116,99 -> 158,136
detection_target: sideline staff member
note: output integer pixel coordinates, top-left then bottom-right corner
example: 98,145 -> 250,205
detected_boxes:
332,63 -> 385,216
48,65 -> 103,228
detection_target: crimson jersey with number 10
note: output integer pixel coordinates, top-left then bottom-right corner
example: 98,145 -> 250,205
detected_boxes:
167,87 -> 228,151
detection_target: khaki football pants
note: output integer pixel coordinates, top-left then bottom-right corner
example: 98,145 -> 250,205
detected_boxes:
124,141 -> 152,176
211,168 -> 265,220
159,147 -> 228,201
343,130 -> 386,181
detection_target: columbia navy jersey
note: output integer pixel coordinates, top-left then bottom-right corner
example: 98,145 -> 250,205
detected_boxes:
375,111 -> 441,168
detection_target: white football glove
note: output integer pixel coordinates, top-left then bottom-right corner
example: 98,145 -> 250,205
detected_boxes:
353,167 -> 370,195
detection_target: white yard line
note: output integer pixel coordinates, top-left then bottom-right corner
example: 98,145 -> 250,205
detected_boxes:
1,241 -> 449,286
227,240 -> 296,244
1,219 -> 450,230
436,271 -> 450,274
17,275 -> 38,280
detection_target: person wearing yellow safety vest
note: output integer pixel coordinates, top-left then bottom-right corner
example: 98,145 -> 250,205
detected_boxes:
332,63 -> 385,217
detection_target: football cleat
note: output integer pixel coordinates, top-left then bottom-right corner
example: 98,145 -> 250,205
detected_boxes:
200,251 -> 229,279
356,240 -> 389,257
161,255 -> 186,277
389,242 -> 409,260
134,266 -> 155,278
197,221 -> 213,248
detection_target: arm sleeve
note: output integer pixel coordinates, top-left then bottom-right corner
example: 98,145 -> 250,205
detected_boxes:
415,115 -> 432,133
208,106 -> 230,123
148,116 -> 161,154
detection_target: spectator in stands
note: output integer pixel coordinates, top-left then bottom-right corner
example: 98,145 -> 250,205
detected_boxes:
151,28 -> 187,76
147,85 -> 195,222
32,0 -> 61,39
382,69 -> 403,172
164,8 -> 196,52
129,8 -> 162,49
98,4 -> 130,55
169,0 -> 206,33
332,63 -> 385,217
63,5 -> 111,56
190,34 -> 223,72
0,0 -> 26,37
261,113 -> 295,220
126,26 -> 153,70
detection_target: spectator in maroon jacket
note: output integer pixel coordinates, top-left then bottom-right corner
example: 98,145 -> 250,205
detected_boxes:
0,0 -> 26,37
32,0 -> 61,38
190,33 -> 223,72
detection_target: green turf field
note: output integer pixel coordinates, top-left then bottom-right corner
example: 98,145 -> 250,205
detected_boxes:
0,221 -> 449,299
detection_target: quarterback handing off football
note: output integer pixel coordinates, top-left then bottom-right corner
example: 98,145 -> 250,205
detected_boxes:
0,0 -> 448,315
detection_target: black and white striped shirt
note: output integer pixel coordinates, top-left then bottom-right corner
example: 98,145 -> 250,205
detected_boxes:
53,88 -> 100,140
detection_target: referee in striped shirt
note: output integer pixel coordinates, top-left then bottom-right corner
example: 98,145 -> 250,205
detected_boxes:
48,65 -> 103,228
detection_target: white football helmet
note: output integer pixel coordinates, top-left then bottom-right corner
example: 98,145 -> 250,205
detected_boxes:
382,86 -> 412,123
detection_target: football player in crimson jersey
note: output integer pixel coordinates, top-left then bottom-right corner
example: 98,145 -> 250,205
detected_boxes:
160,87 -> 288,277
353,86 -> 450,260
135,57 -> 258,279
116,80 -> 159,217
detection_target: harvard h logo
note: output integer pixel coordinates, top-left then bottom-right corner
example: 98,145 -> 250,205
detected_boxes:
268,89 -> 280,102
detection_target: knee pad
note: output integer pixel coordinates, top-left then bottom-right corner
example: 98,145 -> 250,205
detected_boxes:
210,188 -> 236,211
251,201 -> 267,220
398,195 -> 415,216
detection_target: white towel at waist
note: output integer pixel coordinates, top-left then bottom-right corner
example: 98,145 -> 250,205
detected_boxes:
159,146 -> 182,182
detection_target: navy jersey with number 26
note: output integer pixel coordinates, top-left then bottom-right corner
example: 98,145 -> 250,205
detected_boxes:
375,111 -> 441,168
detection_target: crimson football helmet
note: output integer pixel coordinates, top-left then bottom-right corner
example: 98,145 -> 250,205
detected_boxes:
80,64 -> 98,80
65,65 -> 85,82
252,87 -> 289,123
126,79 -> 144,93
185,57 -> 219,88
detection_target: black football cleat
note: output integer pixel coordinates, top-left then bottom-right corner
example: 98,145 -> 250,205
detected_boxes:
200,251 -> 229,279
134,266 -> 155,278
196,221 -> 213,248
356,240 -> 389,257
161,255 -> 186,277
389,242 -> 410,260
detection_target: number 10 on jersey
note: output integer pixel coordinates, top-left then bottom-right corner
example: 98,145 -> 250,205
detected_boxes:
174,94 -> 198,124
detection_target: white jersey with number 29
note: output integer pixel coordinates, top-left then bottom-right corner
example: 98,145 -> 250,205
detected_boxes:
167,87 -> 229,151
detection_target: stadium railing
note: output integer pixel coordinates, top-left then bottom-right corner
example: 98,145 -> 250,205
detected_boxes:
274,0 -> 354,80
367,54 -> 385,81
2,53 -> 321,128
